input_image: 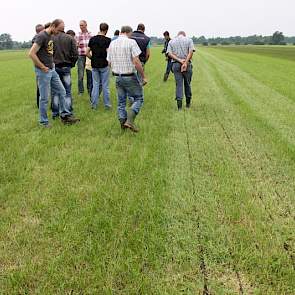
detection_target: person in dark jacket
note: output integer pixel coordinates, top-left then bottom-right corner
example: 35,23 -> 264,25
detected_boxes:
162,31 -> 172,82
52,25 -> 79,118
131,23 -> 151,66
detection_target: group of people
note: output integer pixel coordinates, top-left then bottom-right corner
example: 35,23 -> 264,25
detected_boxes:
29,19 -> 195,132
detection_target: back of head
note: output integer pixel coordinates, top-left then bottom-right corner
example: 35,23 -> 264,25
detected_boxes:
178,31 -> 186,37
121,26 -> 133,34
66,30 -> 76,37
137,23 -> 145,32
163,31 -> 170,37
35,24 -> 44,34
100,23 -> 109,33
114,30 -> 120,36
44,22 -> 51,29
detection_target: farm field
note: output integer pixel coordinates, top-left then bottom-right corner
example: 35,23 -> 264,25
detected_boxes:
0,46 -> 295,294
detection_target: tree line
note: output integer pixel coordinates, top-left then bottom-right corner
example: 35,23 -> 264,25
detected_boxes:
0,31 -> 294,50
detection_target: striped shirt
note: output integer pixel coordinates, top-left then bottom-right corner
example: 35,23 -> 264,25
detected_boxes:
107,35 -> 141,74
76,31 -> 92,56
167,35 -> 195,61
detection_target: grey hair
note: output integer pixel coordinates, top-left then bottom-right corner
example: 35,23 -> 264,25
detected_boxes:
121,26 -> 133,34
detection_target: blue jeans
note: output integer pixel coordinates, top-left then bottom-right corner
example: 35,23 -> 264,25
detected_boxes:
116,75 -> 144,122
172,62 -> 193,100
52,66 -> 72,117
91,67 -> 111,108
35,67 -> 71,125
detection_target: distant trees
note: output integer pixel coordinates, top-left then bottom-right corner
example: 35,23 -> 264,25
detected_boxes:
271,31 -> 285,45
0,33 -> 13,50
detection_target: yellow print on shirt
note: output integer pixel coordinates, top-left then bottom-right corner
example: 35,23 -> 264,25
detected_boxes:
47,40 -> 54,55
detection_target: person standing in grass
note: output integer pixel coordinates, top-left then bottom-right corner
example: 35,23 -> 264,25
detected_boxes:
107,26 -> 147,132
29,19 -> 80,127
167,31 -> 195,110
86,23 -> 112,110
52,24 -> 79,118
162,31 -> 172,82
32,24 -> 45,109
76,20 -> 92,96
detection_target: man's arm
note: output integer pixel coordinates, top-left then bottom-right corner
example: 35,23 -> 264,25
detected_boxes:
28,43 -> 48,72
146,48 -> 151,62
71,38 -> 79,66
181,50 -> 194,72
168,52 -> 185,64
86,47 -> 92,59
133,56 -> 147,85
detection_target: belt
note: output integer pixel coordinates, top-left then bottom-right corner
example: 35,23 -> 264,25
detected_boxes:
112,72 -> 135,77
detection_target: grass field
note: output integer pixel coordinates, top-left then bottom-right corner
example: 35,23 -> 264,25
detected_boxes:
0,46 -> 295,294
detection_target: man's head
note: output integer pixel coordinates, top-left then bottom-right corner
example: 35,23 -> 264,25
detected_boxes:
49,19 -> 65,35
66,30 -> 76,38
163,31 -> 170,40
44,22 -> 51,29
178,31 -> 186,37
35,24 -> 44,34
100,23 -> 109,34
114,30 -> 120,36
137,23 -> 145,32
80,20 -> 88,33
121,26 -> 133,38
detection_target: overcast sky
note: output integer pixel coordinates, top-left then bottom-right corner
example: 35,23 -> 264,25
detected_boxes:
1,0 -> 294,41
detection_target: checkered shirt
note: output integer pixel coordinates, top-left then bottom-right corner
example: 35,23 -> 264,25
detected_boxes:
107,35 -> 141,74
167,35 -> 195,60
76,31 -> 92,56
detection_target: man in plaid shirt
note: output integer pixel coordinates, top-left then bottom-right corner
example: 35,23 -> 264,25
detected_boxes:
76,20 -> 92,95
107,26 -> 147,132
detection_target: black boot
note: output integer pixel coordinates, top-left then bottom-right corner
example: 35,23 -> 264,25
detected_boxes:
186,98 -> 191,108
177,100 -> 182,110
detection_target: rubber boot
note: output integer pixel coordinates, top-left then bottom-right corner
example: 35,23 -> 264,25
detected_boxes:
177,100 -> 182,110
186,98 -> 191,108
124,110 -> 139,132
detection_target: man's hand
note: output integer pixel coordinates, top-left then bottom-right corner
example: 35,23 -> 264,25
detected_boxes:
181,62 -> 188,73
142,77 -> 148,86
41,66 -> 49,73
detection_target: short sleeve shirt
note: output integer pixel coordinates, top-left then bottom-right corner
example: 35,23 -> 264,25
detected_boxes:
167,35 -> 195,61
88,35 -> 111,68
107,35 -> 141,74
34,31 -> 54,69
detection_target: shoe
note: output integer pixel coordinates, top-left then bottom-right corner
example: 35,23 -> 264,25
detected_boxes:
186,98 -> 191,108
105,105 -> 112,110
52,115 -> 59,120
163,73 -> 169,82
40,123 -> 52,129
120,119 -> 127,130
124,121 -> 139,132
177,100 -> 182,110
61,116 -> 80,125
124,110 -> 139,132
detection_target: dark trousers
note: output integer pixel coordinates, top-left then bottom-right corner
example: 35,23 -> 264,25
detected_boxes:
165,58 -> 173,76
36,83 -> 40,108
172,62 -> 193,100
86,69 -> 93,97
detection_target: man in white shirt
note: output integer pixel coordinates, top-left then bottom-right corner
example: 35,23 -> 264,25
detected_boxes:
107,26 -> 148,132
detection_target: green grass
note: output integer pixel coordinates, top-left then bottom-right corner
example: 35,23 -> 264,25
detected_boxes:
0,46 -> 294,294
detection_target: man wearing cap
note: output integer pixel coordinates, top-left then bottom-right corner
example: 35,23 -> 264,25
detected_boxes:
107,26 -> 147,132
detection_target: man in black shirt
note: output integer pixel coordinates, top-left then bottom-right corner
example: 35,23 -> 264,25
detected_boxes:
87,23 -> 111,109
52,26 -> 78,118
29,19 -> 79,127
162,31 -> 172,82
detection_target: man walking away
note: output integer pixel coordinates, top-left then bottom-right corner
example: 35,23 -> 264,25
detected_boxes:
29,19 -> 79,127
52,24 -> 79,119
162,31 -> 172,82
167,31 -> 195,110
131,23 -> 151,67
112,30 -> 120,41
107,26 -> 147,132
76,20 -> 92,96
32,24 -> 45,108
87,23 -> 112,110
